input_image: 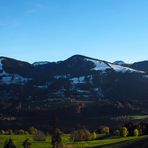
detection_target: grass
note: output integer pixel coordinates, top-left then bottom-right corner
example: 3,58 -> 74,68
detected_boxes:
129,115 -> 148,119
0,134 -> 148,148
72,136 -> 148,148
0,135 -> 51,148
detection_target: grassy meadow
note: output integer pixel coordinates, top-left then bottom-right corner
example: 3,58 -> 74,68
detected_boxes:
130,115 -> 148,120
0,134 -> 148,148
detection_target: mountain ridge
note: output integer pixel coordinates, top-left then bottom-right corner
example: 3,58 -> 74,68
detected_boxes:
1,54 -> 148,129
0,55 -> 148,102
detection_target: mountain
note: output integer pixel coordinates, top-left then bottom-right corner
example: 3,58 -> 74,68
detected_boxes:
1,55 -> 148,130
130,61 -> 148,73
0,55 -> 147,101
113,60 -> 126,65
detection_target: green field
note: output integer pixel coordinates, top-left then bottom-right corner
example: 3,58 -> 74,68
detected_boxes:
0,134 -> 148,148
130,115 -> 148,120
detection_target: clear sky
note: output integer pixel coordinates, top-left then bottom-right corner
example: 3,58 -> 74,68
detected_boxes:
0,0 -> 148,63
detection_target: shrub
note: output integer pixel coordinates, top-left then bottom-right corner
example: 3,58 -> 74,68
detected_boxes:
30,127 -> 38,135
14,129 -> 18,135
90,131 -> 97,140
0,130 -> 5,135
71,129 -> 91,141
134,129 -> 139,136
33,131 -> 46,141
24,131 -> 29,135
70,130 -> 79,141
121,127 -> 128,137
100,126 -> 110,135
115,129 -> 120,136
18,129 -> 25,135
4,130 -> 10,135
8,129 -> 13,135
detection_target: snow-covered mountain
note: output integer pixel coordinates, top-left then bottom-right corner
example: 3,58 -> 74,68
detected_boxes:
85,58 -> 144,73
0,57 -> 31,84
0,55 -> 148,101
1,55 -> 148,130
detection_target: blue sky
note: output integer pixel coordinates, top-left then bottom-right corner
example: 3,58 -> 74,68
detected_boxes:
0,0 -> 148,63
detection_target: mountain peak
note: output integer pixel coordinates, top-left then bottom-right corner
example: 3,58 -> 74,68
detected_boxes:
113,60 -> 126,65
66,54 -> 101,62
66,54 -> 87,60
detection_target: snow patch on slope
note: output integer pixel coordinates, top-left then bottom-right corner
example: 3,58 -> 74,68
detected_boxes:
85,57 -> 144,74
93,87 -> 104,98
108,63 -> 145,73
0,59 -> 32,84
85,58 -> 110,71
33,61 -> 49,66
77,90 -> 90,93
143,75 -> 148,79
70,76 -> 85,84
54,74 -> 70,79
0,58 -> 4,71
0,74 -> 31,85
34,85 -> 48,89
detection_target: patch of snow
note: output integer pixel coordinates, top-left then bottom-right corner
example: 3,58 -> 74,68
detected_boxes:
86,75 -> 93,83
70,76 -> 85,84
108,63 -> 145,73
0,72 -> 32,85
0,58 -> 4,71
143,75 -> 148,78
77,90 -> 90,93
0,71 -> 7,76
85,58 -> 144,74
81,75 -> 93,84
53,91 -> 64,95
93,87 -> 104,98
35,85 -> 48,89
85,58 -> 110,71
0,58 -> 29,85
54,74 -> 70,79
33,61 -> 49,66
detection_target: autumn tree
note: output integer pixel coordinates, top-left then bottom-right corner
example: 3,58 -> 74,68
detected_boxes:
134,129 -> 139,137
121,127 -> 128,137
100,126 -> 110,135
90,131 -> 97,140
30,127 -> 38,135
